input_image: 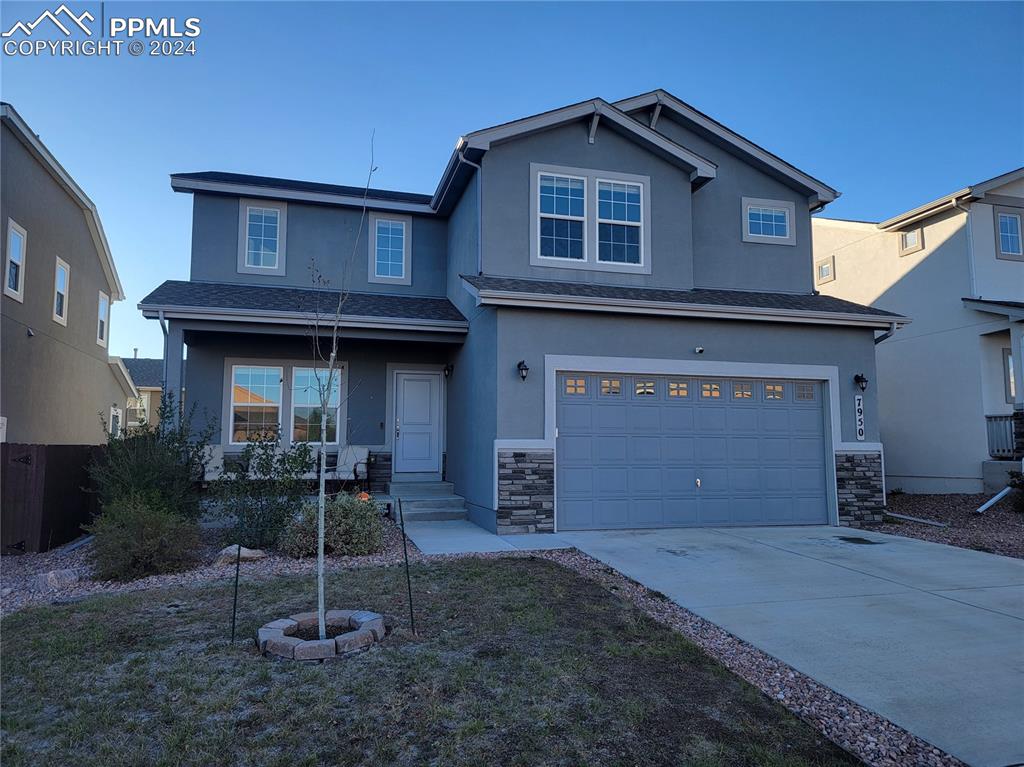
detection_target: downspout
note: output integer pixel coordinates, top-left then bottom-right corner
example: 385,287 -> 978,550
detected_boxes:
953,197 -> 976,297
457,150 -> 483,275
874,321 -> 899,345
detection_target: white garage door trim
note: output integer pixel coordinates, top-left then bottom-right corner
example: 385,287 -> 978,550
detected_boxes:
493,355 -> 882,531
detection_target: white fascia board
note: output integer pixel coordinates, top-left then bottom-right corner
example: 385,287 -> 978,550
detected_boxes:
614,91 -> 838,205
464,100 -> 717,182
109,357 -> 139,399
139,304 -> 469,333
961,299 -> 1024,321
1,104 -> 125,300
470,287 -> 906,329
878,168 -> 1024,231
170,177 -> 436,216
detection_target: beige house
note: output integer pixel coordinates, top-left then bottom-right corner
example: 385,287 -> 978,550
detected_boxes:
814,169 -> 1023,494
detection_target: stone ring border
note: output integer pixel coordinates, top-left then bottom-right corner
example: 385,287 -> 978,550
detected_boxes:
257,609 -> 389,661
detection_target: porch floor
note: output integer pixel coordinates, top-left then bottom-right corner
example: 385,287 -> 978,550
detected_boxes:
402,520 -> 573,555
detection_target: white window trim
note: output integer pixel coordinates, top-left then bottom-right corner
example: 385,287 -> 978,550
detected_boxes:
595,177 -> 645,268
741,196 -> 796,247
237,199 -> 287,276
222,359 -> 349,449
529,163 -> 652,275
96,290 -> 110,347
1004,347 -> 1016,405
898,227 -> 924,257
994,207 -> 1024,261
52,256 -> 70,326
815,254 -> 836,285
4,218 -> 26,302
288,366 -> 345,446
367,212 -> 413,286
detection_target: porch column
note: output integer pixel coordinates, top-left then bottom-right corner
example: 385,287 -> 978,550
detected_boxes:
163,322 -> 185,426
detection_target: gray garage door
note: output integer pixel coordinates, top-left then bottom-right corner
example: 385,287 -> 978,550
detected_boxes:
556,373 -> 829,530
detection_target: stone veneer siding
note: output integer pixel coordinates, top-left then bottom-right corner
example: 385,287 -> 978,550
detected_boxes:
367,451 -> 392,493
1014,405 -> 1024,460
835,451 -> 885,527
497,449 -> 554,534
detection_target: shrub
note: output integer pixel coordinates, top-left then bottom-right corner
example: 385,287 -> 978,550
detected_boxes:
1008,470 -> 1024,513
86,492 -> 200,581
89,393 -> 214,520
279,492 -> 384,558
214,434 -> 313,549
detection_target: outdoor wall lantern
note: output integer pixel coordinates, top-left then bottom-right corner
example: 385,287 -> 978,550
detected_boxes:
443,363 -> 453,378
517,360 -> 529,381
854,373 -> 869,392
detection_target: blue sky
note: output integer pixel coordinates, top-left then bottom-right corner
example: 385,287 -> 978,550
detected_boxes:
2,1 -> 1022,358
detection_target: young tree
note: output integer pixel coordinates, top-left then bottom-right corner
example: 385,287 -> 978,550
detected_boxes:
305,138 -> 377,640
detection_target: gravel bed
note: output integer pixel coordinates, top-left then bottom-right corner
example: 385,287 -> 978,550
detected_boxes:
1,519 -> 965,766
877,493 -> 1023,559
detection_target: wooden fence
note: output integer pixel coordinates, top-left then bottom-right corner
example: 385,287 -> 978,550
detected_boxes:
1,443 -> 104,554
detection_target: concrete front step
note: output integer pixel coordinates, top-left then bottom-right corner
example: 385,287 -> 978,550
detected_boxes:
398,508 -> 468,522
387,481 -> 455,497
398,496 -> 466,511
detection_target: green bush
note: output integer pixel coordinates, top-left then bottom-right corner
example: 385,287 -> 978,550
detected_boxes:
89,393 -> 213,520
279,493 -> 384,558
214,434 -> 313,549
86,493 -> 201,582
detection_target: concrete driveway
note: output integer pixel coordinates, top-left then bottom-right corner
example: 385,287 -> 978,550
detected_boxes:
557,526 -> 1024,767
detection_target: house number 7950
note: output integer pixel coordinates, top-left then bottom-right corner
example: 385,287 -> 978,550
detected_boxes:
854,394 -> 866,441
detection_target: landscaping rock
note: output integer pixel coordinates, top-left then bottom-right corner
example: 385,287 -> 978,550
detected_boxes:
213,545 -> 267,566
264,635 -> 303,659
256,627 -> 284,652
294,638 -> 336,661
264,618 -> 298,633
32,568 -> 81,592
360,617 -> 387,641
349,610 -> 382,628
288,611 -> 319,630
334,628 -> 374,654
325,609 -> 356,627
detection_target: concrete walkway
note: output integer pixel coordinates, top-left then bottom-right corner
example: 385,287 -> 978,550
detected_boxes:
555,526 -> 1024,767
403,520 -> 573,555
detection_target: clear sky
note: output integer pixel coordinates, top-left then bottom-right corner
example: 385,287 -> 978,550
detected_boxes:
2,1 -> 1022,359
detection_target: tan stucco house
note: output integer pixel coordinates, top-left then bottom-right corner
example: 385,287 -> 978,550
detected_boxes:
814,169 -> 1024,494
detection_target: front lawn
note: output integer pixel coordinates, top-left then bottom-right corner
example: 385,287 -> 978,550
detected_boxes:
1,557 -> 856,766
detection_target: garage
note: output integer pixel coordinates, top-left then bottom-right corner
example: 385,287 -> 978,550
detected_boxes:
556,372 -> 829,529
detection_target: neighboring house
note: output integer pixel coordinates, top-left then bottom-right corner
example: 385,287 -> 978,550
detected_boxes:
814,169 -> 1024,494
122,356 -> 176,428
140,89 -> 905,533
1,103 -> 136,444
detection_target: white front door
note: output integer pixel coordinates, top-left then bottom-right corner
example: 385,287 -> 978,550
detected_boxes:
394,372 -> 442,474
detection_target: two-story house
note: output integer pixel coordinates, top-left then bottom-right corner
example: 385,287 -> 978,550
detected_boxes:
1,103 -> 136,445
140,90 -> 904,533
814,169 -> 1024,494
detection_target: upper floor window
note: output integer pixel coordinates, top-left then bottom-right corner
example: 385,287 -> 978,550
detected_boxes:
4,219 -> 26,302
995,208 -> 1023,260
368,213 -> 412,285
597,181 -> 643,265
539,174 -> 585,261
899,228 -> 924,256
237,199 -> 287,276
531,164 -> 651,274
815,255 -> 835,285
53,257 -> 69,326
741,197 -> 796,246
97,291 -> 110,347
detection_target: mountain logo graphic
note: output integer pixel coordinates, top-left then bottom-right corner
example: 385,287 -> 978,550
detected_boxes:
2,4 -> 94,37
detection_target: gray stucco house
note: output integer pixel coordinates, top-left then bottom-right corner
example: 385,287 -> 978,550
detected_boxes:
140,90 -> 904,533
1,103 -> 136,445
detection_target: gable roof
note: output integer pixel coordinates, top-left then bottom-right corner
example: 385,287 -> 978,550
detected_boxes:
878,167 -> 1024,231
123,357 -> 166,389
1,103 -> 124,300
614,90 -> 839,207
462,274 -> 905,329
139,280 -> 467,332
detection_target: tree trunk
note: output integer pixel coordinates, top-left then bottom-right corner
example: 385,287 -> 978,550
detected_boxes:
317,409 -> 327,640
